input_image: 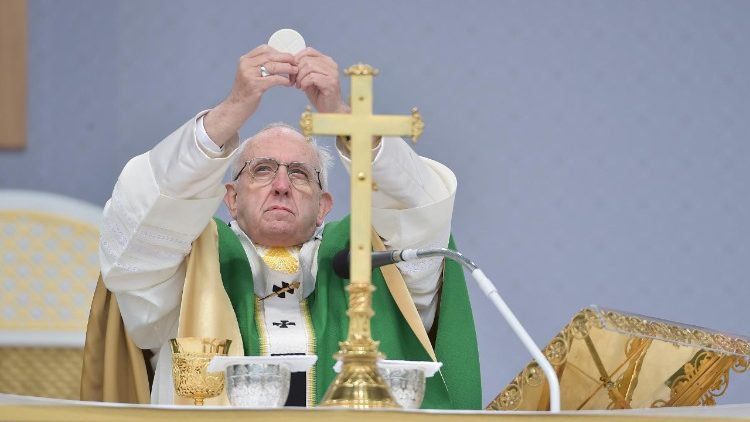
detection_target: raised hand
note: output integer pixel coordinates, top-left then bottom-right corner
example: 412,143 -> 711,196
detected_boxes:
294,48 -> 350,114
204,45 -> 298,146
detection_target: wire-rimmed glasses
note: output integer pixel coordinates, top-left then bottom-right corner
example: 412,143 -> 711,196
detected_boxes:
233,157 -> 322,190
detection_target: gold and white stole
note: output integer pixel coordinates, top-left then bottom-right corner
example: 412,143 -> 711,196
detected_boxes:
230,223 -> 323,405
254,245 -> 311,356
229,223 -> 319,358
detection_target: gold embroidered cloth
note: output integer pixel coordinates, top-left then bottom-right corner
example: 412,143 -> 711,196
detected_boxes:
488,305 -> 750,411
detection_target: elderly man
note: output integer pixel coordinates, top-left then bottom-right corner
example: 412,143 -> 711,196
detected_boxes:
85,45 -> 480,409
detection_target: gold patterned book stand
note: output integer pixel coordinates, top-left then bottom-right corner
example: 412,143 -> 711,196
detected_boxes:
488,306 -> 750,411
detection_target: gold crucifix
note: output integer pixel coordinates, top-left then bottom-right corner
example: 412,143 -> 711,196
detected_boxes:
300,63 -> 424,408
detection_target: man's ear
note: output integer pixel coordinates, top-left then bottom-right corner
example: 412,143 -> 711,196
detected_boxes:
317,192 -> 333,226
224,183 -> 239,219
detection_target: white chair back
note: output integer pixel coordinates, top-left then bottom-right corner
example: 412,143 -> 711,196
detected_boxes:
0,190 -> 102,399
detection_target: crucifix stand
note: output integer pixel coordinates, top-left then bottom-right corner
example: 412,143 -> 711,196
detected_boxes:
300,63 -> 423,408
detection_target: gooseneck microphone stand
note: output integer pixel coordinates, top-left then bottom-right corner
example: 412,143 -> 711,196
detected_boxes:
400,248 -> 561,413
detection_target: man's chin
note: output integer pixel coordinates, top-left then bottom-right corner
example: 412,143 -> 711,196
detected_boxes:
255,224 -> 309,247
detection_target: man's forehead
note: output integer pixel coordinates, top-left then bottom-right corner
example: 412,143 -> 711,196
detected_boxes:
245,127 -> 316,161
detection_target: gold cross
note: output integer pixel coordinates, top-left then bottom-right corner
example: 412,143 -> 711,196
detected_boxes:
300,64 -> 423,285
300,63 -> 424,408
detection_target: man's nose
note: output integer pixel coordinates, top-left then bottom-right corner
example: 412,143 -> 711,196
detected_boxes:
270,166 -> 291,193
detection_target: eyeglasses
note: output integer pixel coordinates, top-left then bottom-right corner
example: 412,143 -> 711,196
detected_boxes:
233,157 -> 322,189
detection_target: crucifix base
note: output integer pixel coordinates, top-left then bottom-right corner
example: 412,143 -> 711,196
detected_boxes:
319,347 -> 398,408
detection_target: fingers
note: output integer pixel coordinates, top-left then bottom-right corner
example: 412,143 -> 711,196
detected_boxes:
240,47 -> 296,74
260,61 -> 298,77
231,45 -> 343,112
240,45 -> 337,89
295,51 -> 338,89
261,74 -> 294,88
295,59 -> 338,94
296,63 -> 334,89
236,62 -> 291,91
236,46 -> 298,91
290,47 -> 347,113
244,44 -> 295,62
297,72 -> 327,92
293,46 -> 324,61
209,45 -> 306,142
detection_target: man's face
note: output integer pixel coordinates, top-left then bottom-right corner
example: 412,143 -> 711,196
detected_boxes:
224,127 -> 333,247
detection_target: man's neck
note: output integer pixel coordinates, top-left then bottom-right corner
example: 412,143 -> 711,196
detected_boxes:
228,220 -> 324,249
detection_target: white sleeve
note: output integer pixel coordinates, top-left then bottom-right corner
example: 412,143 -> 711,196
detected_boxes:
99,110 -> 239,349
337,137 -> 456,332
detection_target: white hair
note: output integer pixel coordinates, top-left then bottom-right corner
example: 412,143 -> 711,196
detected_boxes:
230,122 -> 333,191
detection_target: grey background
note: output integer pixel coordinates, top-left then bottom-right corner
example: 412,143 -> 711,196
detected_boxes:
2,0 -> 749,406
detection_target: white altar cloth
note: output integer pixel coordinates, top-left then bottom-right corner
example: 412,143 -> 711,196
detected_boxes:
2,393 -> 750,419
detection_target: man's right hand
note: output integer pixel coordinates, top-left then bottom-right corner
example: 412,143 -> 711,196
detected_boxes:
203,45 -> 298,147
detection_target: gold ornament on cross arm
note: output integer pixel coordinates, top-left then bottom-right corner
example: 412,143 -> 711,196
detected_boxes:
299,63 -> 424,408
300,106 -> 313,140
345,63 -> 380,77
411,108 -> 424,143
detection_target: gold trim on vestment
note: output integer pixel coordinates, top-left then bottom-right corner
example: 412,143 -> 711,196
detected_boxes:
300,299 -> 317,406
176,220 -> 244,405
255,297 -> 268,356
371,229 -> 436,362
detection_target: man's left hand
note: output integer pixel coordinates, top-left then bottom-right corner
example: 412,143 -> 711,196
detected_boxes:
294,48 -> 350,114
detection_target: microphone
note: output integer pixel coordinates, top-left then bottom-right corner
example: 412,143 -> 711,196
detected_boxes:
331,246 -> 562,412
332,248 -> 424,279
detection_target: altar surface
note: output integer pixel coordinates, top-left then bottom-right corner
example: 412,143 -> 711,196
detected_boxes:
2,394 -> 750,422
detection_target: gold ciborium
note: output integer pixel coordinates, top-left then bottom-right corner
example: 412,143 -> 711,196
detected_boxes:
170,337 -> 232,405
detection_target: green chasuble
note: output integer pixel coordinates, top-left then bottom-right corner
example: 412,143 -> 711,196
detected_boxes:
215,216 -> 482,409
